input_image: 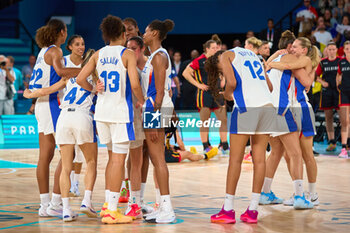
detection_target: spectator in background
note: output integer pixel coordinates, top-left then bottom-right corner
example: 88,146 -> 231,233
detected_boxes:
335,15 -> 350,46
332,0 -> 345,23
259,18 -> 281,53
168,47 -> 175,60
6,56 -> 22,101
318,0 -> 335,15
0,55 -> 15,115
233,39 -> 241,48
324,8 -> 338,29
173,51 -> 182,74
178,49 -> 199,110
246,30 -> 255,39
295,0 -> 318,37
258,41 -> 270,61
21,54 -> 35,89
313,16 -> 334,52
221,44 -> 228,51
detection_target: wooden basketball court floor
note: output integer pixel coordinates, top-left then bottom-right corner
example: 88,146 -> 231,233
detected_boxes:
0,147 -> 350,233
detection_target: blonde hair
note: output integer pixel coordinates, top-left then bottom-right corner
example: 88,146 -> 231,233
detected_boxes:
297,37 -> 320,69
82,49 -> 98,83
246,37 -> 262,49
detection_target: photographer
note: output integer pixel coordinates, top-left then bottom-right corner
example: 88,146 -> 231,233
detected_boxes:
0,55 -> 15,115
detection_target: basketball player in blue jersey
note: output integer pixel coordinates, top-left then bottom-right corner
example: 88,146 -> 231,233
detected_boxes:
266,37 -> 320,206
30,19 -> 81,217
76,15 -> 145,224
140,19 -> 176,224
259,31 -> 315,209
206,45 -> 275,224
24,49 -> 100,222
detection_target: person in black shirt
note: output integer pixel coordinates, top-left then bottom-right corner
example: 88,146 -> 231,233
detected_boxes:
336,40 -> 350,157
316,42 -> 341,152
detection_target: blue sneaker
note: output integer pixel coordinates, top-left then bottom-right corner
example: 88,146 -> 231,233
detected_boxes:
293,194 -> 314,209
80,204 -> 98,218
259,191 -> 283,205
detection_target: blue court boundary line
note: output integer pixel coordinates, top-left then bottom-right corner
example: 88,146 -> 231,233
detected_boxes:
0,218 -> 60,231
0,159 -> 37,167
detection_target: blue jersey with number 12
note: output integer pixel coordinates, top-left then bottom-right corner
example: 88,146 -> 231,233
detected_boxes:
230,47 -> 273,113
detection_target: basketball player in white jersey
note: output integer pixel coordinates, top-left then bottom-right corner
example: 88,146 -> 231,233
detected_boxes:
206,45 -> 275,224
30,19 -> 81,217
63,35 -> 86,198
260,31 -> 315,209
266,37 -> 320,206
140,19 -> 176,224
76,15 -> 144,224
25,49 -> 100,222
123,36 -> 147,219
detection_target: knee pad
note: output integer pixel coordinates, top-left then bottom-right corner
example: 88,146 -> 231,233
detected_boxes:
112,142 -> 130,154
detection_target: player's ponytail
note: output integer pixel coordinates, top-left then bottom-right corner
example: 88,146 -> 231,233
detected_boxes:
211,34 -> 222,46
35,19 -> 66,48
82,49 -> 98,83
149,19 -> 174,41
205,50 -> 225,102
297,37 -> 321,69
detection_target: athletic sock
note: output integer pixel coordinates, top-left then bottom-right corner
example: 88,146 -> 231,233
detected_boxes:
105,190 -> 110,203
249,193 -> 260,211
82,190 -> 92,207
155,188 -> 161,205
308,183 -> 316,194
140,183 -> 146,201
51,193 -> 61,205
160,195 -> 173,210
223,194 -> 235,211
293,180 -> 304,196
70,171 -> 75,188
121,181 -> 126,191
203,142 -> 210,150
342,144 -> 347,149
73,173 -> 80,184
131,190 -> 141,206
329,139 -> 336,144
62,197 -> 70,210
262,177 -> 273,193
347,138 -> 350,147
222,141 -> 229,150
108,192 -> 120,211
40,193 -> 50,205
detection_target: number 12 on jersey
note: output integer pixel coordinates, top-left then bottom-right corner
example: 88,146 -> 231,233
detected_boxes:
244,60 -> 265,80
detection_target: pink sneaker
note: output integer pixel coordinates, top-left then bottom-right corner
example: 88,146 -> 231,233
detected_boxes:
210,206 -> 236,224
338,148 -> 348,158
125,204 -> 142,220
240,207 -> 258,223
243,151 -> 252,163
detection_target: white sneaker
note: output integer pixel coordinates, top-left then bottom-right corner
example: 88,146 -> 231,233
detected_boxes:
283,193 -> 295,206
155,206 -> 176,223
63,209 -> 78,222
305,192 -> 319,206
38,204 -> 49,217
80,204 -> 98,218
144,208 -> 159,222
46,202 -> 63,217
141,201 -> 156,214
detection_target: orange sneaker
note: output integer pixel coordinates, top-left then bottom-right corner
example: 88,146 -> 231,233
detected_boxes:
99,202 -> 108,217
101,209 -> 133,224
125,204 -> 142,220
